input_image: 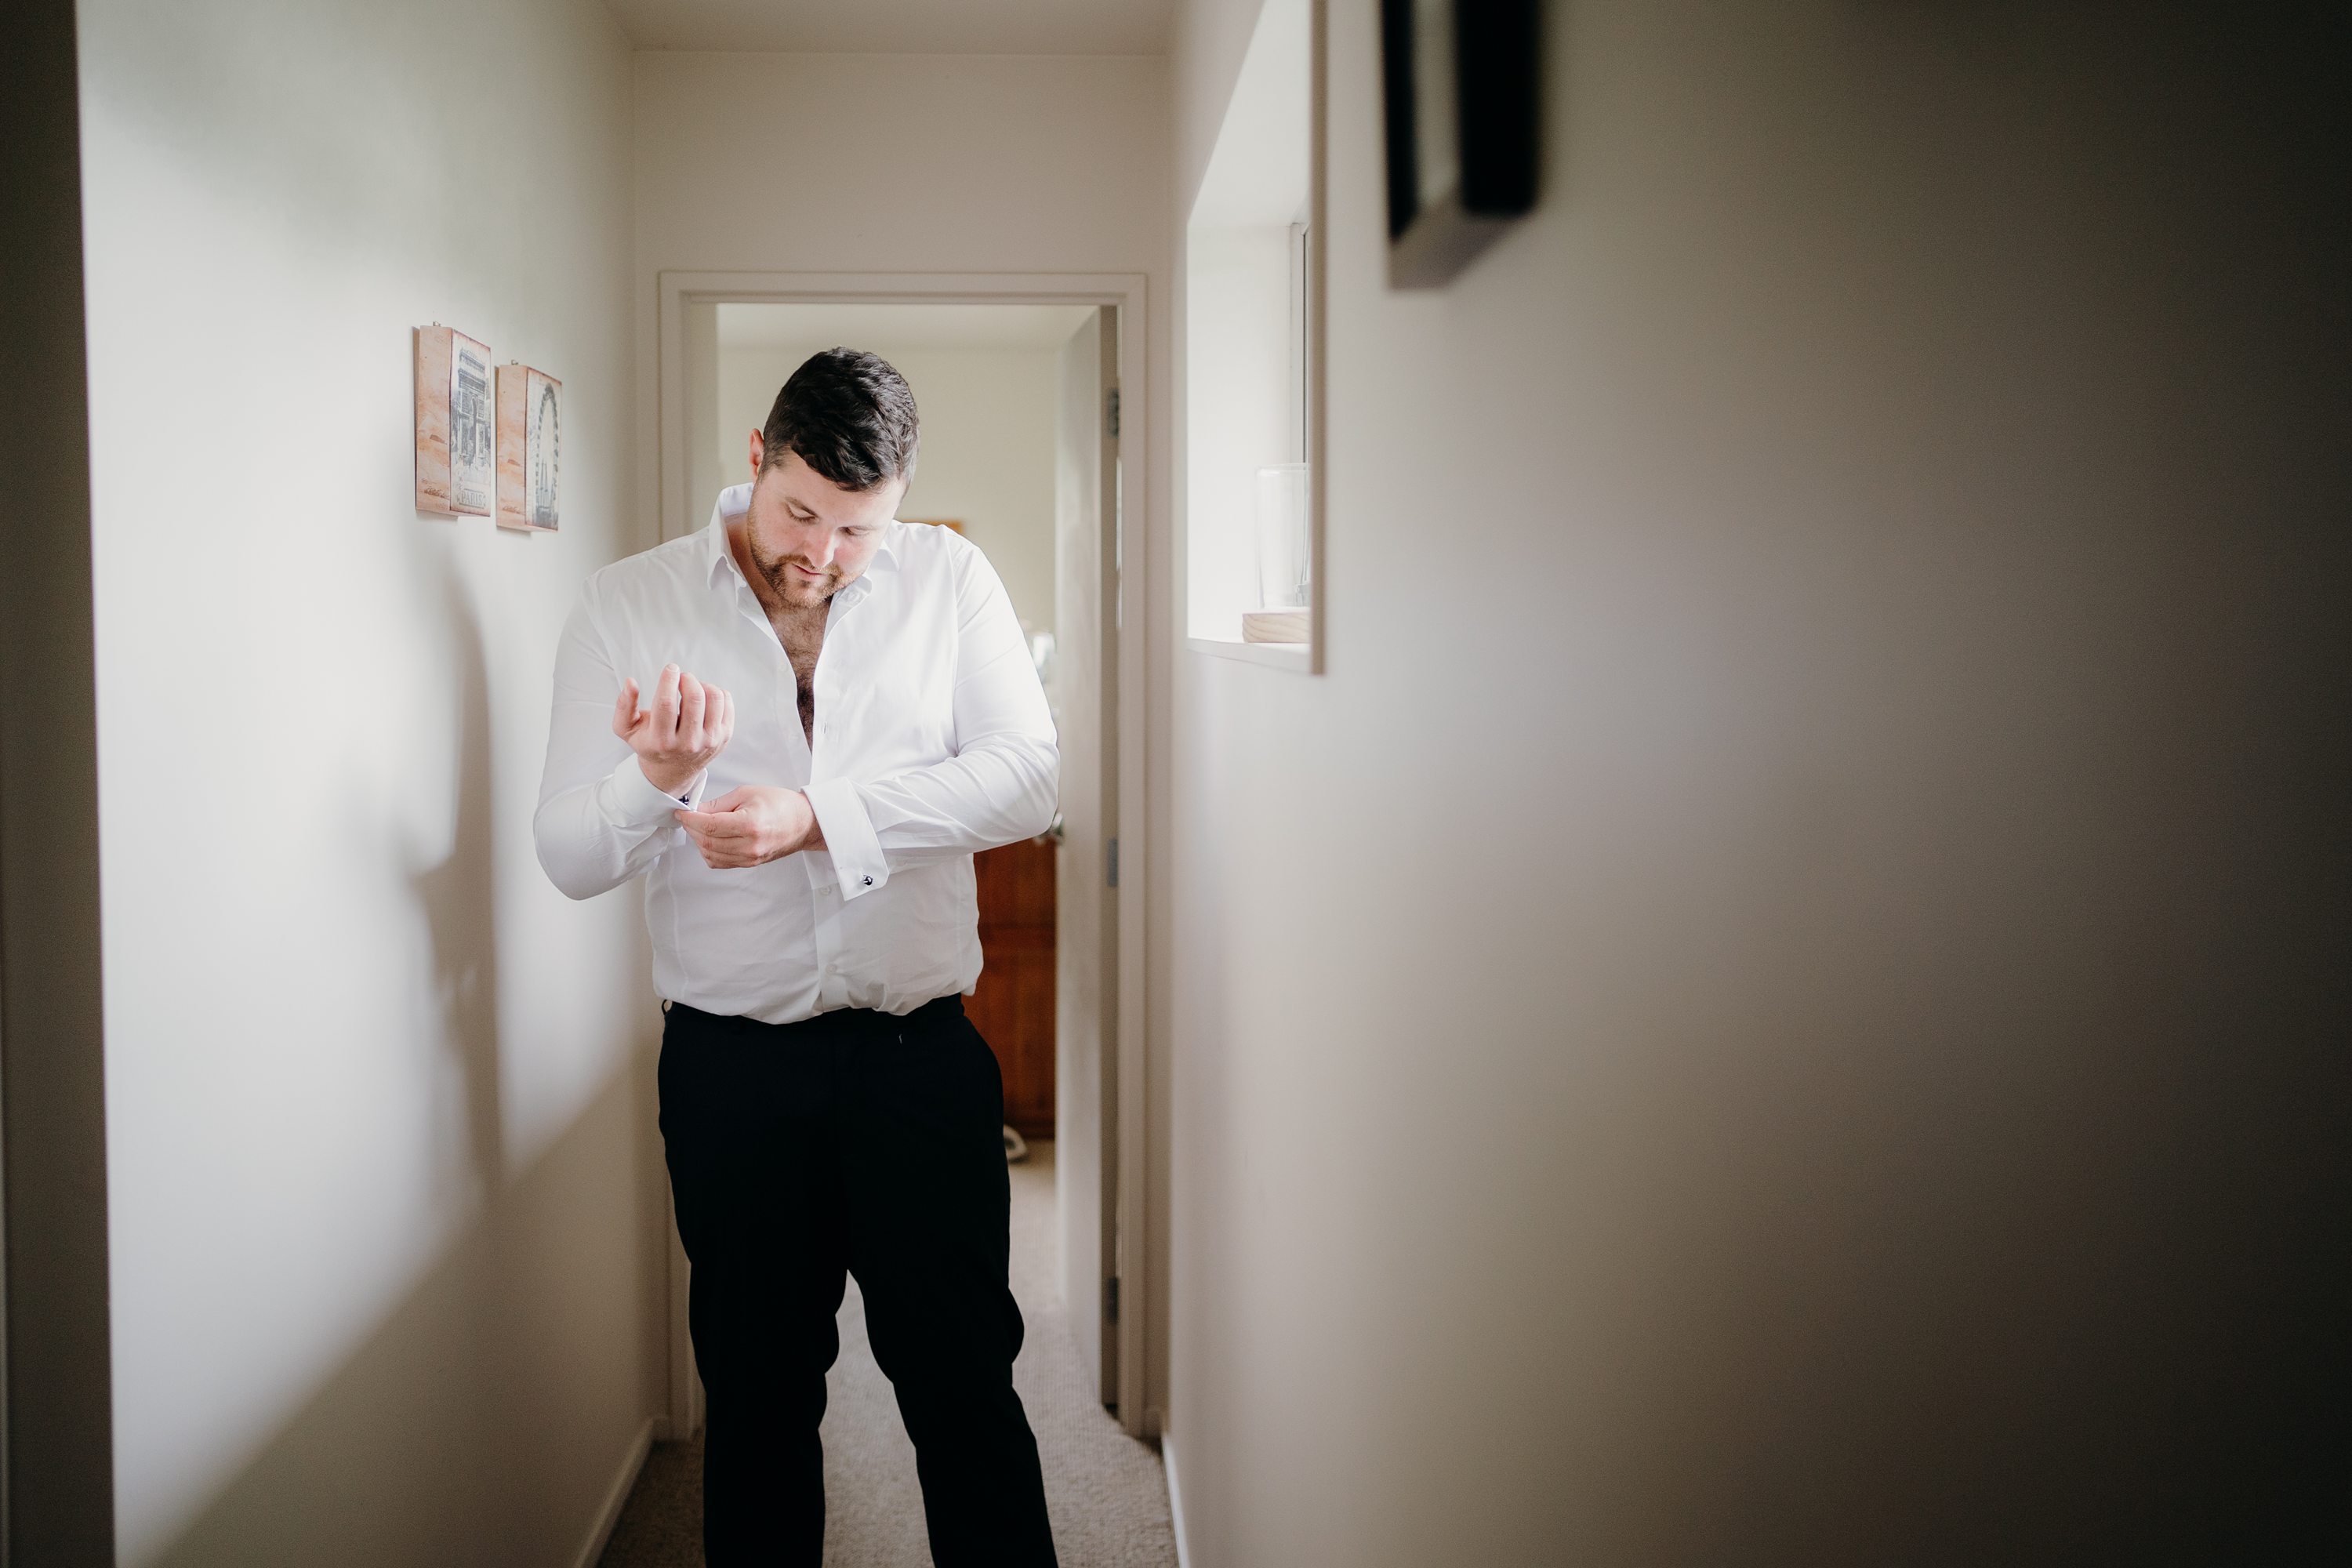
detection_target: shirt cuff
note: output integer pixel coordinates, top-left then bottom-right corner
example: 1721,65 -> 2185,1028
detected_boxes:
601,754 -> 705,830
803,778 -> 888,900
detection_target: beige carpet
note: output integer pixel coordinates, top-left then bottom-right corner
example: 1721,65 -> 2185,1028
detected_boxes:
598,1141 -> 1178,1567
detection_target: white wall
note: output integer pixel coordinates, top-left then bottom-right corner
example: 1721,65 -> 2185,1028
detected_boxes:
1163,2 -> 2350,1563
78,0 -> 662,1561
715,342 -> 1066,635
632,49 -> 1174,554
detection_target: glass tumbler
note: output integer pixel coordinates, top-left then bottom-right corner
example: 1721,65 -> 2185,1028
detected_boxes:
1254,463 -> 1312,609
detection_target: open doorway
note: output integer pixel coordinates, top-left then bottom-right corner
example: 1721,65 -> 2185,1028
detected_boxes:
690,302 -> 1088,1175
661,279 -> 1149,1444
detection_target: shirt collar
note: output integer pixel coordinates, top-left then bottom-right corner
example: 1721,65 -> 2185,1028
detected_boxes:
703,485 -> 746,589
702,482 -> 900,608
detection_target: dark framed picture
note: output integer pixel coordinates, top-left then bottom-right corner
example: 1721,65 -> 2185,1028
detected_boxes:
1380,0 -> 1539,288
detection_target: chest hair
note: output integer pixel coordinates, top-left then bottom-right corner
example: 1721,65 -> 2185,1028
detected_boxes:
771,603 -> 829,743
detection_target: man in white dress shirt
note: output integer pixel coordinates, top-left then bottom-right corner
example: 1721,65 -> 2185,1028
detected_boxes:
534,350 -> 1060,1566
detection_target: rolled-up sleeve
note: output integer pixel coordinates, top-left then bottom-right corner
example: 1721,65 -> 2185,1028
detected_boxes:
807,546 -> 1058,902
532,592 -> 703,900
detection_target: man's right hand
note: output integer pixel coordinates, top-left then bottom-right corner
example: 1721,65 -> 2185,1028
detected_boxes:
615,664 -> 734,797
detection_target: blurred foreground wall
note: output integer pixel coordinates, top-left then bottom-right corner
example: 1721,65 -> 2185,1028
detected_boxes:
1161,4 -> 2350,1563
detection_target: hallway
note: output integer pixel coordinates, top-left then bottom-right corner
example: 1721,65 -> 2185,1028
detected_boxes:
8,0 -> 2347,1563
597,1143 -> 1176,1566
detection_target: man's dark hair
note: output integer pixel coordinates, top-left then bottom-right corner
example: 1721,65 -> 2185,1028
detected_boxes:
760,347 -> 920,491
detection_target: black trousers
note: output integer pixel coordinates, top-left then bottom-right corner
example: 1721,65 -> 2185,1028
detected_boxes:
659,993 -> 1058,1567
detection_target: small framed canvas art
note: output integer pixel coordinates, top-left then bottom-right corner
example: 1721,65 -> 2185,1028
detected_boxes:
496,363 -> 561,532
1379,0 -> 1540,288
415,325 -> 495,515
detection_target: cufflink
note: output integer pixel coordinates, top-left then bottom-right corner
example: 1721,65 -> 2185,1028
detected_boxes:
862,875 -> 874,886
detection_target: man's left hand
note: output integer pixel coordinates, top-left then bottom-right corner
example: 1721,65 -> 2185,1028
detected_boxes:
676,786 -> 829,869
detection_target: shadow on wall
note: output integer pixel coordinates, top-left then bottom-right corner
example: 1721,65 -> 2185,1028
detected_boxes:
408,546 -> 507,1200
142,543 -> 659,1568
148,1076 -> 653,1568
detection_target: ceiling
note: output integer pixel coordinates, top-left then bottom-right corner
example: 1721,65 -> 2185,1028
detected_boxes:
604,0 -> 1174,55
717,302 -> 1097,352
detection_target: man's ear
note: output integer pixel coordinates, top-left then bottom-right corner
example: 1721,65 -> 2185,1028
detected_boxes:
746,428 -> 765,479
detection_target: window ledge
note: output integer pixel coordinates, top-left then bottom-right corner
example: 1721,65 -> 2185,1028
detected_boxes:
1188,636 -> 1315,673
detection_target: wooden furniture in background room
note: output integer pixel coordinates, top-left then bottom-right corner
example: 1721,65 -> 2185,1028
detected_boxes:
906,517 -> 966,533
967,836 -> 1055,1140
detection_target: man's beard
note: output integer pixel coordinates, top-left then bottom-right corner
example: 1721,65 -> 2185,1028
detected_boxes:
748,530 -> 840,606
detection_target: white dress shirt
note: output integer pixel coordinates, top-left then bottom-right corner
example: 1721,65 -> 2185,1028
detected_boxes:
533,485 -> 1058,1024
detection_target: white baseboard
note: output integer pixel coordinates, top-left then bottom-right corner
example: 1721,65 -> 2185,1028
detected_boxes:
572,1416 -> 655,1568
1163,1430 -> 1192,1568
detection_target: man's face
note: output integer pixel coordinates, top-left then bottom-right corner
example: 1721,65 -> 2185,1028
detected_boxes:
740,437 -> 904,608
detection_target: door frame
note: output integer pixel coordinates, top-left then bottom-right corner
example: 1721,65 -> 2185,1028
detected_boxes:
650,270 -> 1155,1439
2,0 -> 118,1554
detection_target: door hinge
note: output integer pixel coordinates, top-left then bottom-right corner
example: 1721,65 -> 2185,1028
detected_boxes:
1105,1275 -> 1121,1325
1105,387 -> 1122,438
1106,837 -> 1120,888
